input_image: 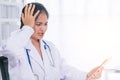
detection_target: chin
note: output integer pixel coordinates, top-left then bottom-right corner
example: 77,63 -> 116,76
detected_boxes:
37,36 -> 43,40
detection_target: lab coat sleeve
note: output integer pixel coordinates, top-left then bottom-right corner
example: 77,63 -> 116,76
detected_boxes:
46,41 -> 87,80
60,59 -> 87,80
6,25 -> 34,56
4,26 -> 35,80
4,25 -> 33,68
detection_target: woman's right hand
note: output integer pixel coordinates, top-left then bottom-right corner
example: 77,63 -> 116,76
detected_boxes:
21,4 -> 40,28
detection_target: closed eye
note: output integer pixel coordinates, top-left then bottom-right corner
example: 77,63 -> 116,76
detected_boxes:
35,22 -> 42,26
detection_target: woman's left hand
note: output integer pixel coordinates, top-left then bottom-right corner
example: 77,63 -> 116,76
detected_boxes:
86,66 -> 104,80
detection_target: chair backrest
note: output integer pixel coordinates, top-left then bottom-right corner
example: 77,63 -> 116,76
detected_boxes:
0,56 -> 9,80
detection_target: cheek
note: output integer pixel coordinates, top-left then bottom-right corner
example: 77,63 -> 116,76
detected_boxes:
44,26 -> 47,31
41,26 -> 47,32
33,26 -> 36,30
33,26 -> 39,31
33,25 -> 48,32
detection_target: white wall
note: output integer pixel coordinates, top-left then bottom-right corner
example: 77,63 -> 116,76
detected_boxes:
27,0 -> 120,72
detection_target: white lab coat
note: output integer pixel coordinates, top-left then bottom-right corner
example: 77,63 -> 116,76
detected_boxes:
3,25 -> 87,80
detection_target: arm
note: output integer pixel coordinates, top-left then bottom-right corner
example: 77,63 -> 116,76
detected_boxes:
47,41 -> 103,80
6,4 -> 39,55
60,59 -> 87,80
6,26 -> 34,55
4,4 -> 39,69
47,41 -> 87,80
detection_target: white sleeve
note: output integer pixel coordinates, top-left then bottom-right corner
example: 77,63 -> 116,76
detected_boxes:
1,26 -> 33,69
6,25 -> 34,56
60,59 -> 87,80
46,41 -> 87,80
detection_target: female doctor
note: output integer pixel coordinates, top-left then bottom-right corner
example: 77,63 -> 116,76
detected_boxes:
5,2 -> 103,80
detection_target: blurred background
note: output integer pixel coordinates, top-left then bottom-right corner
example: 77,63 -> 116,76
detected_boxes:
0,0 -> 120,79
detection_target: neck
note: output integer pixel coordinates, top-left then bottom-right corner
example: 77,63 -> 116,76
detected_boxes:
31,38 -> 40,45
30,38 -> 43,60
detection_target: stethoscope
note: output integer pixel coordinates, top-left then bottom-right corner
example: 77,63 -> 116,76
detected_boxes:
42,40 -> 55,67
26,40 -> 55,80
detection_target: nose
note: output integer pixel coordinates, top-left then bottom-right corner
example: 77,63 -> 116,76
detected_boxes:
38,24 -> 46,30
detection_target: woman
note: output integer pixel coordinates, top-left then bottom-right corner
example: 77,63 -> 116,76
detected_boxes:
5,2 -> 103,80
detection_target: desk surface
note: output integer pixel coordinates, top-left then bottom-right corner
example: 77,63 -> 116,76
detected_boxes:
104,69 -> 120,80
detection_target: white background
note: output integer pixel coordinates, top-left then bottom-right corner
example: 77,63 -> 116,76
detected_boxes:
27,0 -> 120,77
0,0 -> 120,79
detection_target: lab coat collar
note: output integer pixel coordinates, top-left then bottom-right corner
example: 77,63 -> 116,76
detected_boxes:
25,40 -> 45,70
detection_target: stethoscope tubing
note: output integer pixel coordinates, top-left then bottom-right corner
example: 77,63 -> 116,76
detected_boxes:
42,40 -> 55,67
26,40 -> 55,72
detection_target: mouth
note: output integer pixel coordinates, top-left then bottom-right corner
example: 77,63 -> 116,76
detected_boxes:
37,32 -> 44,36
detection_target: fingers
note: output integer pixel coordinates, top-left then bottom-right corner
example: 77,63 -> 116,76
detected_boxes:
24,5 -> 28,17
30,5 -> 35,15
87,66 -> 104,80
99,58 -> 110,67
28,4 -> 32,15
87,58 -> 111,80
24,4 -> 34,16
24,4 -> 39,18
22,4 -> 40,27
34,10 -> 40,18
93,67 -> 103,78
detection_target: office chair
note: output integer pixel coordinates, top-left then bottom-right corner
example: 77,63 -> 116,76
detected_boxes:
0,56 -> 10,80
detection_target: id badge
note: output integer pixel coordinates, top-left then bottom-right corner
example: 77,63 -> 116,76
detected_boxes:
34,74 -> 39,80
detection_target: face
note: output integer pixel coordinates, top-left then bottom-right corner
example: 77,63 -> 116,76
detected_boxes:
31,12 -> 48,40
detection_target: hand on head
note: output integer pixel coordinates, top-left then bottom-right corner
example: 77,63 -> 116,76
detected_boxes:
21,4 -> 40,28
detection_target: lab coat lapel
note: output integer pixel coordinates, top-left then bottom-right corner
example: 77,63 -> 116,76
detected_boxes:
41,40 -> 54,68
25,40 -> 44,70
41,40 -> 48,64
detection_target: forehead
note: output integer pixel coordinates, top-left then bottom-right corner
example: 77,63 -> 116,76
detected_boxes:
36,12 -> 48,22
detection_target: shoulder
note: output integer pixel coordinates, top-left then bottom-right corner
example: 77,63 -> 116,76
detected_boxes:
42,40 -> 59,53
42,40 -> 56,48
42,40 -> 62,63
10,26 -> 34,36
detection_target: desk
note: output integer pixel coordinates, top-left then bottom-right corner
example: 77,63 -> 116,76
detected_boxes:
104,69 -> 120,80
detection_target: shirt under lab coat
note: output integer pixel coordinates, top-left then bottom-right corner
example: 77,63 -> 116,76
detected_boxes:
2,25 -> 87,80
